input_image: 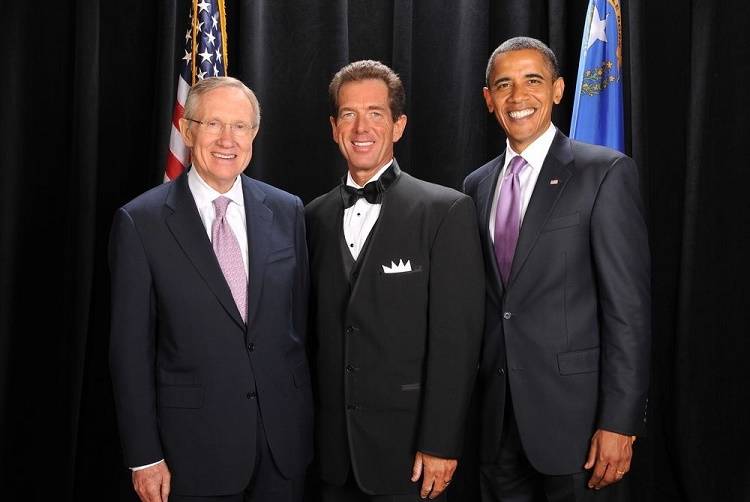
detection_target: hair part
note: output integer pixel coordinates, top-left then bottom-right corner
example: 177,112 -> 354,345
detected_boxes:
183,76 -> 261,127
329,60 -> 406,120
485,36 -> 560,86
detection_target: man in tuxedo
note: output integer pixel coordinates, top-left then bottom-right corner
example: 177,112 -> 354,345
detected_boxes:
463,37 -> 651,502
109,77 -> 312,502
305,60 -> 485,501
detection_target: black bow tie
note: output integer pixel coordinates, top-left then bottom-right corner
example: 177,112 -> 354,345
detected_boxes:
340,163 -> 400,209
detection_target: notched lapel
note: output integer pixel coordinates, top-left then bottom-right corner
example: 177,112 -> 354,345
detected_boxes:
508,134 -> 573,287
242,176 -> 273,333
165,174 -> 245,329
476,155 -> 506,301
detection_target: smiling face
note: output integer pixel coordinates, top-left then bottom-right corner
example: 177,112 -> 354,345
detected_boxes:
483,48 -> 564,153
179,86 -> 258,193
330,79 -> 407,185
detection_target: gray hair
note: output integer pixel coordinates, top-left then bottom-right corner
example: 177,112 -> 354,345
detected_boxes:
485,36 -> 560,86
183,76 -> 261,127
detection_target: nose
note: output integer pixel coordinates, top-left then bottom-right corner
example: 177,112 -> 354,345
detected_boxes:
216,123 -> 235,145
509,83 -> 527,102
354,115 -> 369,133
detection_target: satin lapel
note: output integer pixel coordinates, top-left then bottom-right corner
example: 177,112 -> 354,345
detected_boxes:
507,132 -> 574,288
242,175 -> 273,333
476,154 -> 506,303
165,173 -> 245,329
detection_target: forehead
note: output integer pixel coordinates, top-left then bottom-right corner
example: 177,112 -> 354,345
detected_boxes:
337,78 -> 390,107
196,86 -> 254,117
491,49 -> 552,79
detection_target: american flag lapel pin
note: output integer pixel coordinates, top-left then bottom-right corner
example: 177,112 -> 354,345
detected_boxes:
549,179 -> 559,185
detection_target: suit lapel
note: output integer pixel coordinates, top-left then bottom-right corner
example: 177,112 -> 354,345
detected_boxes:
507,131 -> 574,287
476,154 -> 506,303
165,173 -> 245,330
242,175 -> 273,333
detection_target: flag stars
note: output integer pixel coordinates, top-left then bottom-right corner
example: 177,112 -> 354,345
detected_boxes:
197,0 -> 211,13
185,29 -> 192,43
205,30 -> 216,46
215,49 -> 222,64
197,69 -> 208,80
199,48 -> 214,64
587,5 -> 608,49
213,64 -> 220,77
212,13 -> 219,30
182,50 -> 192,63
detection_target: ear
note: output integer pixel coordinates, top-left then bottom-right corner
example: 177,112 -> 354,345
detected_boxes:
553,77 -> 565,105
482,87 -> 494,113
329,116 -> 339,144
178,118 -> 194,147
391,114 -> 408,142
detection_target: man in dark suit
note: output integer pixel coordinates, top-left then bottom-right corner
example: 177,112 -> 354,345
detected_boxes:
306,60 -> 485,501
109,77 -> 312,502
463,37 -> 651,502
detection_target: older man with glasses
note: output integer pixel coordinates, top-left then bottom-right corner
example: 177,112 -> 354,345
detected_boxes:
109,76 -> 313,502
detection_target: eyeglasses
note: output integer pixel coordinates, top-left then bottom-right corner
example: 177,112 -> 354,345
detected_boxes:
185,118 -> 257,137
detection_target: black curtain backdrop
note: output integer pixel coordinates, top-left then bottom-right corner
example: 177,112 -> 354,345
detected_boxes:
1,1 -> 748,500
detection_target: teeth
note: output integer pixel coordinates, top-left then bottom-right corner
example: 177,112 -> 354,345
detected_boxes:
353,141 -> 374,147
212,153 -> 236,159
509,109 -> 534,119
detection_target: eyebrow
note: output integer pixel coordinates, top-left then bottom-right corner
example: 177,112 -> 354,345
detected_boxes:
491,72 -> 546,87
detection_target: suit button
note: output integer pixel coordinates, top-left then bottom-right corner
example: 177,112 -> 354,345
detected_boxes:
345,364 -> 354,372
503,312 -> 512,320
352,271 -> 359,279
497,368 -> 505,376
246,392 -> 256,399
345,326 -> 353,335
346,404 -> 357,411
247,343 -> 255,351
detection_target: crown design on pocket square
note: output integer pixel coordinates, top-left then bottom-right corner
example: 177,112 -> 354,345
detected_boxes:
382,259 -> 412,274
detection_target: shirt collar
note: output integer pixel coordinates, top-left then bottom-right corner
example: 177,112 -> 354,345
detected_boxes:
346,159 -> 394,189
503,123 -> 557,171
187,166 -> 244,211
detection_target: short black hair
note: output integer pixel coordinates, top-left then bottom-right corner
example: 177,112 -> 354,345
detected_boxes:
486,36 -> 560,86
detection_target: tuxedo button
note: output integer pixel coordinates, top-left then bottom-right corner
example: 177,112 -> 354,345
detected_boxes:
345,364 -> 354,372
345,326 -> 354,335
503,312 -> 512,320
346,404 -> 358,411
497,368 -> 505,376
247,343 -> 255,351
246,392 -> 256,399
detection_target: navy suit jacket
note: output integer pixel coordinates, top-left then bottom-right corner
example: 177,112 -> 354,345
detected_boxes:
463,131 -> 651,475
109,171 -> 313,496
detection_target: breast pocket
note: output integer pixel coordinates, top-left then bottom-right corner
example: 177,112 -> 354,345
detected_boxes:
542,212 -> 580,233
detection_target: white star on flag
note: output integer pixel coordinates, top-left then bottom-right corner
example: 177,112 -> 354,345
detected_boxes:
197,69 -> 207,80
199,48 -> 213,64
205,30 -> 216,46
182,50 -> 191,63
212,13 -> 219,30
215,49 -> 222,64
587,5 -> 608,49
197,0 -> 211,13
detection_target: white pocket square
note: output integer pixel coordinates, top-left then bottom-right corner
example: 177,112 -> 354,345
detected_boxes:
382,259 -> 412,274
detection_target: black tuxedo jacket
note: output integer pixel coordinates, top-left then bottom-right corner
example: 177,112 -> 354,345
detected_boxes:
463,131 -> 651,475
305,163 -> 485,495
108,172 -> 313,496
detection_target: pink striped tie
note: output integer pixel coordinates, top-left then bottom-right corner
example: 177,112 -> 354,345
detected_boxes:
212,196 -> 248,323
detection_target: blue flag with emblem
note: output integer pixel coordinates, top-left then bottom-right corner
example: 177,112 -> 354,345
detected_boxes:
570,0 -> 625,152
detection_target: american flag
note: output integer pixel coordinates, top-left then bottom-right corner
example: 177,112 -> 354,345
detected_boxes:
164,0 -> 228,181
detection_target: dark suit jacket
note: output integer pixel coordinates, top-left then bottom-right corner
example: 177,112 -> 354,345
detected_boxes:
463,131 -> 651,475
305,162 -> 485,495
108,171 -> 313,496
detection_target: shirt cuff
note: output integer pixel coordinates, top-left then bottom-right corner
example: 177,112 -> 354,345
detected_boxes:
130,459 -> 164,471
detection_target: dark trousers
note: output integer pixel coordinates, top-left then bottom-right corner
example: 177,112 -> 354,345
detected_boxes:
169,412 -> 304,502
321,471 -> 448,502
480,400 -> 630,502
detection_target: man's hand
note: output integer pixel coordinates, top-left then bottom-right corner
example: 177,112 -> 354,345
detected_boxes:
132,461 -> 171,502
584,429 -> 636,490
411,451 -> 457,499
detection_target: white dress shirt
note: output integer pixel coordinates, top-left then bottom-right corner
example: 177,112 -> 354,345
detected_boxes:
343,160 -> 393,260
131,168 -> 248,471
489,124 -> 557,243
187,166 -> 249,277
